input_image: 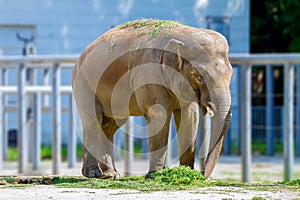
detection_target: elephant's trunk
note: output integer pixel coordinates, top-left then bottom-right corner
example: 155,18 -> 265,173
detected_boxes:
203,87 -> 231,178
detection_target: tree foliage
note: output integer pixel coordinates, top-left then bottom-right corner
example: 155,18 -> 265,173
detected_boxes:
251,0 -> 300,53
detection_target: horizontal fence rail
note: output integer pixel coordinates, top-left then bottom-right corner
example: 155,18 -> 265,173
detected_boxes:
0,53 -> 299,182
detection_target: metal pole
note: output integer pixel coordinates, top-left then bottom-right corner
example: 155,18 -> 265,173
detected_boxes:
68,94 -> 76,168
266,65 -> 274,155
200,114 -> 210,172
0,82 -> 2,170
17,64 -> 28,174
224,128 -> 231,155
166,118 -> 173,168
43,69 -> 50,107
296,65 -> 300,156
237,66 -> 242,155
1,69 -> 7,160
166,116 -> 178,167
241,63 -> 252,182
52,63 -> 61,175
141,117 -> 148,160
124,117 -> 133,176
27,68 -> 34,163
283,62 -> 294,181
33,93 -> 41,170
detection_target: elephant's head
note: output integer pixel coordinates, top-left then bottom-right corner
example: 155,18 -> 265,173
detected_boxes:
162,30 -> 232,178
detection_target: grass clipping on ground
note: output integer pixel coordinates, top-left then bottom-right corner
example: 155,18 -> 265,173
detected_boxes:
1,166 -> 299,191
0,166 -> 208,191
54,166 -> 208,191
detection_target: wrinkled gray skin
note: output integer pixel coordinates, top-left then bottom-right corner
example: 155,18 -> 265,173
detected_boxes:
72,20 -> 232,179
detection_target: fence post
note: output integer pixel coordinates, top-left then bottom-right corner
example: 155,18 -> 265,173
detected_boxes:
68,94 -> 76,168
166,118 -> 173,168
1,69 -> 7,160
199,114 -> 210,172
43,69 -> 50,107
26,68 -> 34,164
296,65 -> 300,156
166,116 -> 178,167
52,63 -> 61,175
141,117 -> 149,160
237,66 -> 242,155
283,62 -> 294,181
18,63 -> 28,174
0,77 -> 2,170
224,128 -> 231,155
266,65 -> 274,155
33,93 -> 41,170
124,117 -> 133,176
241,63 -> 252,182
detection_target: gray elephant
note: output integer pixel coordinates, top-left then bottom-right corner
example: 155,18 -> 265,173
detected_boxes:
72,19 -> 232,179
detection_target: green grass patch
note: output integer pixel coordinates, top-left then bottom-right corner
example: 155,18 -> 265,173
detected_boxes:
118,19 -> 180,39
1,167 -> 299,192
53,166 -> 210,191
0,166 -> 213,191
6,145 -> 83,161
118,19 -> 180,30
281,179 -> 300,186
252,197 -> 266,200
6,144 -> 146,161
6,148 -> 18,161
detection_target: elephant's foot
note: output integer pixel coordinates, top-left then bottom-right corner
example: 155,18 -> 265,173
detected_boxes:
145,171 -> 156,179
100,169 -> 120,179
82,165 -> 102,178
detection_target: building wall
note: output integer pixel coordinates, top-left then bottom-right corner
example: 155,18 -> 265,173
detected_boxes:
0,0 -> 249,145
0,0 -> 249,55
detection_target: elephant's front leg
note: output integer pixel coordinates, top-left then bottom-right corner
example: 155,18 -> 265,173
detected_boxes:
173,102 -> 199,168
145,104 -> 172,178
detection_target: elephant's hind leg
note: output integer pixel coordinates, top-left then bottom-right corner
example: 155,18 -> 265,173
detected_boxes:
73,78 -> 102,178
82,144 -> 102,178
98,116 -> 126,179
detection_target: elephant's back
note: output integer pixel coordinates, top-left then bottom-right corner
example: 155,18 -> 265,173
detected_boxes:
75,20 -> 191,69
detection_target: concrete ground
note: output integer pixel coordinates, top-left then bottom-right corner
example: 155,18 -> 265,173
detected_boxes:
1,185 -> 299,200
1,155 -> 299,182
0,156 -> 300,199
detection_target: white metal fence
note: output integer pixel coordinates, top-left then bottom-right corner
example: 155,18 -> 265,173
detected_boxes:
0,55 -> 77,175
0,53 -> 299,182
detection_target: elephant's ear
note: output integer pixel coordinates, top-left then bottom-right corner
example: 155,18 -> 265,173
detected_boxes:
161,39 -> 185,71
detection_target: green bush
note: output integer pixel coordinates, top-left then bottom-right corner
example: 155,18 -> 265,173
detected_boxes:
6,145 -> 83,161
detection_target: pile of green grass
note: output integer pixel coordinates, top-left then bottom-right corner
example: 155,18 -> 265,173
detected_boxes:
1,166 -> 299,192
0,166 -> 210,191
51,166 -> 208,191
152,166 -> 206,186
118,19 -> 180,39
282,179 -> 300,186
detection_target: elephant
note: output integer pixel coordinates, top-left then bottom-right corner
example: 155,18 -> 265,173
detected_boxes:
72,19 -> 232,179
